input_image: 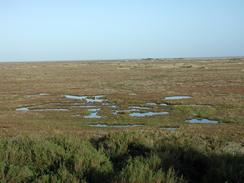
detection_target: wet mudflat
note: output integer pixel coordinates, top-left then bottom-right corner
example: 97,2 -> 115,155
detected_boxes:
15,93 -> 224,127
17,94 -> 172,120
6,59 -> 244,138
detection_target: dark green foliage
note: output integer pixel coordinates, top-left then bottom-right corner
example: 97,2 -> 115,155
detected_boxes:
0,137 -> 112,183
116,156 -> 185,183
95,132 -> 244,183
0,132 -> 243,183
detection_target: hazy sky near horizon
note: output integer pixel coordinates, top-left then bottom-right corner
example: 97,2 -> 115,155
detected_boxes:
0,0 -> 243,61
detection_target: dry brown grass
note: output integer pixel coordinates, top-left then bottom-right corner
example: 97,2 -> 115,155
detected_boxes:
0,58 -> 244,139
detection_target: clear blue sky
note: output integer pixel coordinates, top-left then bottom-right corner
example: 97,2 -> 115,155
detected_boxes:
0,0 -> 243,61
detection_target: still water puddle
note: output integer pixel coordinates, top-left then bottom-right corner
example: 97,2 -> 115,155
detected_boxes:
109,105 -> 118,109
84,109 -> 102,119
17,94 -> 198,120
164,96 -> 192,100
16,107 -> 29,112
32,108 -> 69,112
129,111 -> 169,117
145,103 -> 157,106
71,105 -> 95,108
65,95 -> 105,103
159,103 -> 168,106
64,95 -> 88,100
39,93 -> 49,96
27,93 -> 49,98
129,106 -> 150,110
16,107 -> 68,112
89,124 -> 144,128
186,118 -> 219,124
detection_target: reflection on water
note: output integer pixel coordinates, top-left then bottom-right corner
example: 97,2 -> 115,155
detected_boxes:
84,109 -> 102,119
89,124 -> 144,128
164,96 -> 192,100
16,107 -> 29,112
65,95 -> 105,103
129,111 -> 169,117
186,118 -> 219,124
32,108 -> 69,112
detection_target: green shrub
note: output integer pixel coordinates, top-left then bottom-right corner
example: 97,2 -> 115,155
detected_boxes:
0,132 -> 243,183
116,156 -> 185,183
0,137 -> 112,183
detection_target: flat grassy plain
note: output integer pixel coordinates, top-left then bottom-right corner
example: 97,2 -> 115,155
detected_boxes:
0,58 -> 244,182
1,58 -> 244,137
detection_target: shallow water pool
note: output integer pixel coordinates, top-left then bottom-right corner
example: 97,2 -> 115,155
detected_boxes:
164,96 -> 192,100
129,111 -> 169,117
186,118 -> 219,124
84,109 -> 102,119
89,124 -> 144,128
16,107 -> 29,112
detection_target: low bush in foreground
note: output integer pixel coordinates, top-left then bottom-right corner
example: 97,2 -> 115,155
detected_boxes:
0,132 -> 243,183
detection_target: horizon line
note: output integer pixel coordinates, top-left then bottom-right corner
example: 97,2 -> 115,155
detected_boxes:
0,56 -> 243,64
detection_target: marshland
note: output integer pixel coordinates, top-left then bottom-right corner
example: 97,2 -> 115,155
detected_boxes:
1,1 -> 244,182
0,58 -> 244,182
